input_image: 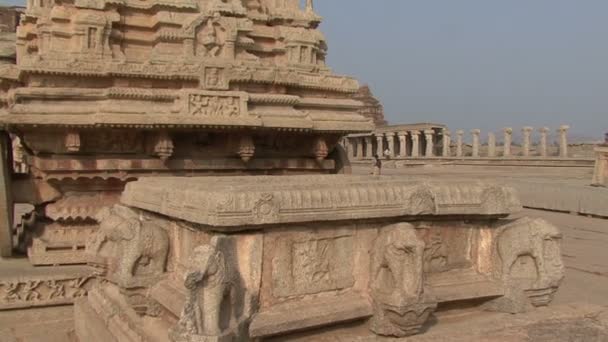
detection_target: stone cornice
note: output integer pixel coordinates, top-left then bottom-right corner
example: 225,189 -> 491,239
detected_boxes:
120,176 -> 522,228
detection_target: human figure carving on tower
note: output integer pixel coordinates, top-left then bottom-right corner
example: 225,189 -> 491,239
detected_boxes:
197,16 -> 223,57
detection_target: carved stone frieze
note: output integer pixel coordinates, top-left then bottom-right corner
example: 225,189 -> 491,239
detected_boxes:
0,269 -> 93,310
185,91 -> 246,118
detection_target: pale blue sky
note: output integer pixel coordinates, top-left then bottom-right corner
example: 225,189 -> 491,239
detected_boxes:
3,0 -> 607,138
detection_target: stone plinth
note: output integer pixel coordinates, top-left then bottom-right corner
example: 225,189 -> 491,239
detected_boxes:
77,175 -> 565,341
592,145 -> 608,187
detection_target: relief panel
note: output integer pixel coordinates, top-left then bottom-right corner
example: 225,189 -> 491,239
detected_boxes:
271,229 -> 355,298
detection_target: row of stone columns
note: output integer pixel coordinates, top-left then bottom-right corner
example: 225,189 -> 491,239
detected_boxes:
347,129 -> 439,159
346,125 -> 571,160
448,125 -> 570,158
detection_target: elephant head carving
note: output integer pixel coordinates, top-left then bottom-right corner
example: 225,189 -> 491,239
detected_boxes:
87,204 -> 169,288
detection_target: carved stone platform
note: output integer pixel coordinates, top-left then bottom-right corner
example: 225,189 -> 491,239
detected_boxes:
75,175 -> 565,341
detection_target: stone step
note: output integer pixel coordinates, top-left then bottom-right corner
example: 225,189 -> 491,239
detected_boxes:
249,294 -> 373,338
427,269 -> 504,302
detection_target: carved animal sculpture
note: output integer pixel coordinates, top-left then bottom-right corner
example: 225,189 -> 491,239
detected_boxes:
496,218 -> 564,290
91,205 -> 169,287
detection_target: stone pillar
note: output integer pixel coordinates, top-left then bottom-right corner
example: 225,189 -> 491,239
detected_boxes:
503,128 -> 513,157
442,129 -> 451,157
538,127 -> 549,158
348,138 -> 357,159
365,136 -> 373,159
0,132 -> 13,257
386,133 -> 396,158
356,137 -> 363,160
487,133 -> 496,157
376,134 -> 384,158
424,130 -> 435,157
592,145 -> 608,186
558,125 -> 570,158
470,129 -> 481,157
522,126 -> 533,157
456,130 -> 464,157
410,131 -> 420,158
398,132 -> 408,158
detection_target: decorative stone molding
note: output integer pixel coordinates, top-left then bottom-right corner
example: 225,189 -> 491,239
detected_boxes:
0,268 -> 93,310
121,176 -> 522,228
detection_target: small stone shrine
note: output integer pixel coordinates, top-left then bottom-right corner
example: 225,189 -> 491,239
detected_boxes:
0,1 -> 565,341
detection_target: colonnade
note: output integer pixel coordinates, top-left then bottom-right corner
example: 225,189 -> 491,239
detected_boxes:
346,125 -> 572,159
347,129 -> 442,160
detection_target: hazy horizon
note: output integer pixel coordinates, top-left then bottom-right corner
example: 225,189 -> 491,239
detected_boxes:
3,0 -> 607,139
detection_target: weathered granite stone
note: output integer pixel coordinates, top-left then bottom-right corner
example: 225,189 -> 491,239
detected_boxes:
121,175 -> 521,228
73,174 -> 565,340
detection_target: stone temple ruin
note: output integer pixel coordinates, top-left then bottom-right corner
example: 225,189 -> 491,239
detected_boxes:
0,1 -> 565,341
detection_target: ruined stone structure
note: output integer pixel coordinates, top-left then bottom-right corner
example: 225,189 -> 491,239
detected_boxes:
348,125 -> 580,162
352,84 -> 387,127
0,1 -> 567,341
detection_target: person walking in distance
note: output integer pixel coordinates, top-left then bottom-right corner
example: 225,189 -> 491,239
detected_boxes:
372,154 -> 382,175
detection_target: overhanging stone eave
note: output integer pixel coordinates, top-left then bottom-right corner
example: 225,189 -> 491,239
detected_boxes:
120,175 -> 522,229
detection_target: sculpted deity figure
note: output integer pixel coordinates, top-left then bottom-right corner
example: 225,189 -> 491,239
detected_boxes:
170,237 -> 229,341
198,16 -> 222,57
